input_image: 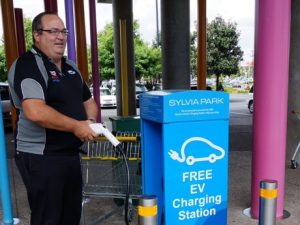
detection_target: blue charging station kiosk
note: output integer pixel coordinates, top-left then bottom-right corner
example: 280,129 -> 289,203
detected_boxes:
140,90 -> 229,225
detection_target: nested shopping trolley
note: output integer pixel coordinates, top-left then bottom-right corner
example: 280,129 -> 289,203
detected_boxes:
80,131 -> 142,224
290,110 -> 300,169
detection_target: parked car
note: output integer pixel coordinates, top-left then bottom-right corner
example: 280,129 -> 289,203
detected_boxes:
90,87 -> 117,108
0,82 -> 11,126
99,88 -> 117,108
153,83 -> 162,90
136,83 -> 148,107
247,85 -> 254,113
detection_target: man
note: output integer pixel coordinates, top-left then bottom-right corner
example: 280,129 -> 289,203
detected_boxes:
8,12 -> 98,225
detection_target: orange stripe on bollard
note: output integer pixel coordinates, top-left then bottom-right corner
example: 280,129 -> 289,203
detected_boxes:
260,188 -> 278,199
138,205 -> 158,217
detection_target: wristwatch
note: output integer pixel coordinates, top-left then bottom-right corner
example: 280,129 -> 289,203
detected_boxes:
88,118 -> 96,123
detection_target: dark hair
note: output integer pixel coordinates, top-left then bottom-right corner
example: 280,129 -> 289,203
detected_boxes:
32,12 -> 57,42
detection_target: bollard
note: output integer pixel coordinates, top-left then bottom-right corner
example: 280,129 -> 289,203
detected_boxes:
138,195 -> 157,225
258,180 -> 278,225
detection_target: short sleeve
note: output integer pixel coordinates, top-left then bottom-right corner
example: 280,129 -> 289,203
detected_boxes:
11,53 -> 47,102
21,78 -> 45,100
82,81 -> 92,101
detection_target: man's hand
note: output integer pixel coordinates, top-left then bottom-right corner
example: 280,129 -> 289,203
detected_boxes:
73,120 -> 98,142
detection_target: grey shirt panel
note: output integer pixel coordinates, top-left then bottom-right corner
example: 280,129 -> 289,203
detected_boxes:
21,78 -> 45,100
8,57 -> 47,155
32,49 -> 48,87
16,112 -> 46,155
8,60 -> 20,109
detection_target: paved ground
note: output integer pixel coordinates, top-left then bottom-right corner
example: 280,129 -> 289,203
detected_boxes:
1,122 -> 300,224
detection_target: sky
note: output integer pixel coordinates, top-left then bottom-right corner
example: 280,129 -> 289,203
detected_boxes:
0,0 -> 255,63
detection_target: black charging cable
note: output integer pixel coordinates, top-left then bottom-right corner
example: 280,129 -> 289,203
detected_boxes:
89,123 -> 132,225
116,144 -> 131,225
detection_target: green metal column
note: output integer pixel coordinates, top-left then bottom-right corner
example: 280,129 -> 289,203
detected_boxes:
112,0 -> 136,116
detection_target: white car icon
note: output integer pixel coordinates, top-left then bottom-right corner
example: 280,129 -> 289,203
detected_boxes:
168,137 -> 225,165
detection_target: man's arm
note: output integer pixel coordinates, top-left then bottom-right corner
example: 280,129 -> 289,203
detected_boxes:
83,97 -> 98,122
22,99 -> 97,141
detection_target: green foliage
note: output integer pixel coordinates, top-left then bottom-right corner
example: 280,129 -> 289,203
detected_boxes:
0,15 -> 243,87
133,20 -> 162,82
87,47 -> 92,82
98,23 -> 115,80
0,17 -> 32,82
135,42 -> 161,81
97,20 -> 162,82
0,45 -> 7,81
190,25 -> 197,78
225,87 -> 249,94
207,17 -> 243,86
24,17 -> 33,50
133,20 -> 162,83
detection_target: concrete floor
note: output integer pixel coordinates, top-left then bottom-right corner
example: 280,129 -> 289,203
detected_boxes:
1,123 -> 300,225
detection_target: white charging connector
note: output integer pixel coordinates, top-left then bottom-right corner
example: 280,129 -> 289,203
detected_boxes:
89,123 -> 121,147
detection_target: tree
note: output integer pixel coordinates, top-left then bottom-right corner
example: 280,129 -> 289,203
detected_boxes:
190,24 -> 197,78
98,23 -> 115,80
0,17 -> 32,82
0,18 -> 162,84
135,43 -> 161,85
207,17 -> 243,88
134,21 -> 161,85
0,45 -> 7,81
97,20 -> 162,83
24,17 -> 33,50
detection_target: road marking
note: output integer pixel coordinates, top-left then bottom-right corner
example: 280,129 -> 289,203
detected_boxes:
230,112 -> 252,116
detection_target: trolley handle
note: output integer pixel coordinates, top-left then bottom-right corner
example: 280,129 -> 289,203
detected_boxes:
291,110 -> 300,115
95,136 -> 139,142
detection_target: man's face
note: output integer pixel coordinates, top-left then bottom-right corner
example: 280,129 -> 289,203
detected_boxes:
33,15 -> 67,60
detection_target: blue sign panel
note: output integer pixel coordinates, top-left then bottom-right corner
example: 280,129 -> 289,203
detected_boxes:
140,90 -> 229,225
163,120 -> 228,225
140,90 -> 229,123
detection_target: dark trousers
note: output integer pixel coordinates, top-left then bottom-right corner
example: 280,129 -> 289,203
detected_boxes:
15,151 -> 82,225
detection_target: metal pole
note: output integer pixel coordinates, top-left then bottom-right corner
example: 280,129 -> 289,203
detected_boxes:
44,0 -> 58,12
119,19 -> 129,116
1,0 -> 19,130
251,0 -> 291,217
65,0 -> 77,62
259,180 -> 278,225
14,8 -> 26,56
161,0 -> 190,90
74,0 -> 89,82
138,195 -> 157,225
197,0 -> 207,90
155,0 -> 159,46
0,97 -> 13,225
89,0 -> 102,122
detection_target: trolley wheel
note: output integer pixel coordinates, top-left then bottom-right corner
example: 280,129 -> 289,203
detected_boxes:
291,160 -> 298,169
127,204 -> 136,222
113,198 -> 124,206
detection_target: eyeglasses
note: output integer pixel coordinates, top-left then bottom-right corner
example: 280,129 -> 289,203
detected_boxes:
38,29 -> 69,36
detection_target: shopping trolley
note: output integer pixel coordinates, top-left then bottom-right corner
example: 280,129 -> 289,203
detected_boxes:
291,141 -> 300,169
80,131 -> 142,224
291,110 -> 300,169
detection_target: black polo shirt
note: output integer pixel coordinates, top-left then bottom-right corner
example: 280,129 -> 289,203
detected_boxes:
8,46 -> 92,155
